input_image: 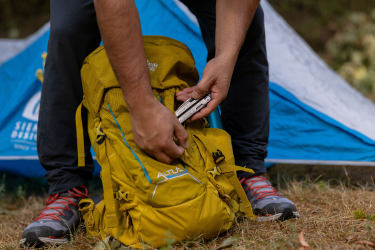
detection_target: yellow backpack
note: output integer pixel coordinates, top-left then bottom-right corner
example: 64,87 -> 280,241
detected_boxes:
76,36 -> 255,248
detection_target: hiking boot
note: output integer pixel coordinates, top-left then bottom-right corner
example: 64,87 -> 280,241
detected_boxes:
20,185 -> 88,247
240,176 -> 300,222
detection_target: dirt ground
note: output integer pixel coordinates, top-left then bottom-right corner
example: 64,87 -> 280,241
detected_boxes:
1,165 -> 375,249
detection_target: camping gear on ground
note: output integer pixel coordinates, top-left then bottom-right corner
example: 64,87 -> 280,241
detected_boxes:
76,36 -> 256,248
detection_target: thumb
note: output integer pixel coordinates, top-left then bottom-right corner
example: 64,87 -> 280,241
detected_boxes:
192,76 -> 211,99
174,121 -> 189,149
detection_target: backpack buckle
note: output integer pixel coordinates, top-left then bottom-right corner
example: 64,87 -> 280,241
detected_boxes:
208,166 -> 222,178
212,149 -> 225,164
95,121 -> 106,145
114,191 -> 134,202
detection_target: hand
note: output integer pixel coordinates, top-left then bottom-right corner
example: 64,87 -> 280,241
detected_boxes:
130,99 -> 189,164
176,55 -> 235,120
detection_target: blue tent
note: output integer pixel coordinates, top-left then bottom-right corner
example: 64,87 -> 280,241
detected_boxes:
1,0 -> 374,178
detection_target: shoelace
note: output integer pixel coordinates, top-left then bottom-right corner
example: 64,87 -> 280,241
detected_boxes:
34,185 -> 88,222
240,176 -> 281,201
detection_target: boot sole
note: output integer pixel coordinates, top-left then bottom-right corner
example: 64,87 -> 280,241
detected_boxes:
20,236 -> 69,248
257,211 -> 300,222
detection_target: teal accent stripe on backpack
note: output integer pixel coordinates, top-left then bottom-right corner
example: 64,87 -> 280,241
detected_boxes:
107,103 -> 152,184
166,168 -> 188,179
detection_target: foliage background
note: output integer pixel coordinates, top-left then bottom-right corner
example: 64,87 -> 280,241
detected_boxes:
269,0 -> 375,100
1,0 -> 375,101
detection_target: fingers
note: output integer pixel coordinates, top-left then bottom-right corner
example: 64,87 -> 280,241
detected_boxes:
154,151 -> 174,164
173,121 -> 189,149
176,87 -> 194,102
146,122 -> 188,164
176,92 -> 191,102
163,141 -> 185,160
176,87 -> 194,95
192,75 -> 211,99
159,122 -> 188,163
146,140 -> 183,164
191,98 -> 220,120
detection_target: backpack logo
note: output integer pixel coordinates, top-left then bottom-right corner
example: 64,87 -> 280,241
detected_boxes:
157,167 -> 184,179
147,59 -> 158,71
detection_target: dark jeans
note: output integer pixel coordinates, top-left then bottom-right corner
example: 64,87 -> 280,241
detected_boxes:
38,0 -> 269,194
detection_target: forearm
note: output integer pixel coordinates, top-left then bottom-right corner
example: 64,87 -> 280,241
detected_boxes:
94,0 -> 188,162
94,0 -> 155,113
177,0 -> 261,118
215,0 -> 260,63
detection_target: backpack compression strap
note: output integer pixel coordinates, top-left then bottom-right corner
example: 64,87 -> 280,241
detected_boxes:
75,102 -> 86,167
75,102 -> 120,228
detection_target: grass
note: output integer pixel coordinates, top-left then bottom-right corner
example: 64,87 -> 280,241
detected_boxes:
1,165 -> 375,249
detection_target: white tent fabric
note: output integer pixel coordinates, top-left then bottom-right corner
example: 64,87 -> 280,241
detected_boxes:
0,23 -> 50,66
262,1 -> 375,141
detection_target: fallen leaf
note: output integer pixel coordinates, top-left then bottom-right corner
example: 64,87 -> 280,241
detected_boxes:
118,246 -> 131,250
345,235 -> 355,243
298,231 -> 310,250
310,209 -> 322,214
354,240 -> 375,249
0,208 -> 10,215
110,238 -> 121,249
93,236 -> 111,250
217,236 -> 238,250
93,241 -> 107,250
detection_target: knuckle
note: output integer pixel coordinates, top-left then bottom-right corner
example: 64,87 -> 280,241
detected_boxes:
143,143 -> 152,151
182,132 -> 188,141
177,150 -> 184,158
199,86 -> 207,93
156,155 -> 165,163
160,154 -> 172,164
159,140 -> 168,148
195,86 -> 204,93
